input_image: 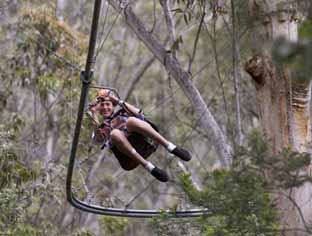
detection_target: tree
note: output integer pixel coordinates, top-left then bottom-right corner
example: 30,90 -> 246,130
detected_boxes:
245,0 -> 312,235
105,0 -> 312,234
2,0 -> 312,234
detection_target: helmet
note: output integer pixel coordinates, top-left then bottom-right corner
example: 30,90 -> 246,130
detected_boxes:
96,89 -> 109,98
96,89 -> 116,106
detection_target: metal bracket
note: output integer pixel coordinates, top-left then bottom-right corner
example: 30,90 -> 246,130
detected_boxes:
80,70 -> 94,84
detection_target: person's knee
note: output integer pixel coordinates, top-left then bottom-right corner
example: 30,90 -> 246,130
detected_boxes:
110,129 -> 124,144
126,117 -> 141,131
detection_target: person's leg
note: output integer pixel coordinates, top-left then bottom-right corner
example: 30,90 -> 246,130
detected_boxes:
126,117 -> 169,147
110,129 -> 168,182
111,129 -> 148,166
126,117 -> 192,161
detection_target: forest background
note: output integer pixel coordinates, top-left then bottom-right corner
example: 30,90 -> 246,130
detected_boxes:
1,0 -> 312,235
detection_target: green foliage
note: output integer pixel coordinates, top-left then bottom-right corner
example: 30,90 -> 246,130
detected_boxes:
1,4 -> 84,234
72,229 -> 95,236
150,214 -> 200,236
0,188 -> 25,228
98,216 -> 130,236
1,222 -> 60,236
0,123 -> 39,234
0,120 -> 37,190
299,21 -> 312,38
0,3 -> 84,105
152,131 -> 311,236
299,4 -> 312,39
0,115 -> 67,236
272,37 -> 312,81
272,13 -> 312,81
37,74 -> 61,99
180,169 -> 278,236
245,131 -> 312,189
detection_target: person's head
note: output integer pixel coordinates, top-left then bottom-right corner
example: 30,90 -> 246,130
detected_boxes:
96,89 -> 115,117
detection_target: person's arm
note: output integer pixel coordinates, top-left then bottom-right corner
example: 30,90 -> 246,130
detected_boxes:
107,92 -> 143,116
86,102 -> 105,143
120,100 -> 142,116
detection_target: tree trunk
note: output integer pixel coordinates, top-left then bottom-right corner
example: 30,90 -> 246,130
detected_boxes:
56,0 -> 66,21
246,1 -> 312,235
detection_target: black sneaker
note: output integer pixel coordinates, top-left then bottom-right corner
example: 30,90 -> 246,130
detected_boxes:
171,146 -> 192,161
151,167 -> 169,182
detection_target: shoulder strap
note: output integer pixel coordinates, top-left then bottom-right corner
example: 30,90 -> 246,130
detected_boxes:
99,108 -> 125,126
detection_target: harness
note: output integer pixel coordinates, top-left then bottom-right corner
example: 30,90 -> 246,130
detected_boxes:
98,108 -> 128,133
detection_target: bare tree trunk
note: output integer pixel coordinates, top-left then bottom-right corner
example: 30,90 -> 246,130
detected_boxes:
159,0 -> 176,45
56,0 -> 66,21
246,1 -> 312,235
230,0 -> 243,146
45,93 -> 59,168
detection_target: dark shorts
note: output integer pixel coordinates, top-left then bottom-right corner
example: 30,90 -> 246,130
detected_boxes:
106,113 -> 145,149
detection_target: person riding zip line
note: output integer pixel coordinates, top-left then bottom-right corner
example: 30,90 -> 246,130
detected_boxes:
87,89 -> 192,182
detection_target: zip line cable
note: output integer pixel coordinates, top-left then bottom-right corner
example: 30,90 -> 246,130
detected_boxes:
95,1 -> 110,55
94,4 -> 122,61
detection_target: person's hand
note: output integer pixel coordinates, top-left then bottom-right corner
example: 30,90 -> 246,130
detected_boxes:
87,101 -> 100,126
88,101 -> 98,113
86,111 -> 100,126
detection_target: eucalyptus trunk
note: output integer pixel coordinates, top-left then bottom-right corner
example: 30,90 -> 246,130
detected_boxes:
246,1 -> 312,235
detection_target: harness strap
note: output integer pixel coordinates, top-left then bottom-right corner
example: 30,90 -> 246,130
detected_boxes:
97,104 -> 143,150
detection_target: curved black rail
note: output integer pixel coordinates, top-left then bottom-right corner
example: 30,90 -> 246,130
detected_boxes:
66,0 -> 211,218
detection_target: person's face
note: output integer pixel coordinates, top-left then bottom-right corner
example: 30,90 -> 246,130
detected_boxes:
97,99 -> 114,117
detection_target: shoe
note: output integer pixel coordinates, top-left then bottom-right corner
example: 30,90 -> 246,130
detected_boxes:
151,167 -> 169,182
171,146 -> 192,161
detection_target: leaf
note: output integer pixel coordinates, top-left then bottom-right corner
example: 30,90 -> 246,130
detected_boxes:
299,21 -> 312,38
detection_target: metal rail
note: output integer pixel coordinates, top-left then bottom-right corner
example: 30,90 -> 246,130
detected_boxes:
66,0 -> 210,218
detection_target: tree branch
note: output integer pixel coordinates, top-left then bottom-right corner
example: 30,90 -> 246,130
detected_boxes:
230,0 -> 243,146
121,55 -> 155,100
159,0 -> 176,45
188,11 -> 205,73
